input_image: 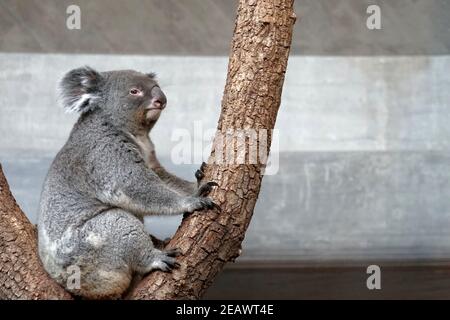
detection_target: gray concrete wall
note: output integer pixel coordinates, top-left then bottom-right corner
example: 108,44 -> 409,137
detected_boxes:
1,53 -> 449,261
2,54 -> 450,152
1,0 -> 449,55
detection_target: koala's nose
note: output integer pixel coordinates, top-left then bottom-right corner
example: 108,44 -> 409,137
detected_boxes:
150,86 -> 167,109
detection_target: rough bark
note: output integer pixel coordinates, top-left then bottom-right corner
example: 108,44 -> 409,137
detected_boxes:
0,165 -> 72,299
129,0 -> 296,299
0,0 -> 295,300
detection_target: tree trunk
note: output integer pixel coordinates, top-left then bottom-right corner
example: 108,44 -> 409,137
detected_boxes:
129,0 -> 296,300
0,165 -> 72,299
0,0 -> 295,300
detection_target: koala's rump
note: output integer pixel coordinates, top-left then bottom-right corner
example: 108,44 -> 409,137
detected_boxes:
39,208 -> 150,299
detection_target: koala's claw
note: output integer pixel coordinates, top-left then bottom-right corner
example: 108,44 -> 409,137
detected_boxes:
182,196 -> 221,216
197,197 -> 221,212
195,161 -> 208,183
196,181 -> 219,197
165,248 -> 182,257
158,261 -> 179,272
199,197 -> 220,211
195,169 -> 204,182
210,201 -> 221,212
154,250 -> 181,272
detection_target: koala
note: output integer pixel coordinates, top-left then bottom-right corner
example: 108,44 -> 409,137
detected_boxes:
38,67 -> 219,299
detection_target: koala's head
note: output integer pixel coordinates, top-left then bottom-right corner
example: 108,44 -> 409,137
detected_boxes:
59,66 -> 167,131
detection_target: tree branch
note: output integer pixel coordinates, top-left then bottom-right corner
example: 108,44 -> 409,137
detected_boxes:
128,0 -> 296,299
0,165 -> 72,299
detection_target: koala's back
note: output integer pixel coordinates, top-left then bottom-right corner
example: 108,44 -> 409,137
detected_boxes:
38,114 -> 118,283
39,115 -> 101,232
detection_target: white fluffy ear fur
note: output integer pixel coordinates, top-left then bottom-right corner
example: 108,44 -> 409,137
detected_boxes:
59,66 -> 102,113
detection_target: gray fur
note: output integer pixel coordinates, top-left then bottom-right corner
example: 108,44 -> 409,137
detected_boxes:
38,67 -> 217,299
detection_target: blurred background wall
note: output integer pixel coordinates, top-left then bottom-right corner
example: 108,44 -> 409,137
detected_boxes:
1,0 -> 450,298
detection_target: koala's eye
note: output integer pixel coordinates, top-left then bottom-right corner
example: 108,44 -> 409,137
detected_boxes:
129,88 -> 141,96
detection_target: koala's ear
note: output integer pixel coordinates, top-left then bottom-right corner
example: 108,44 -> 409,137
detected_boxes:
59,66 -> 103,113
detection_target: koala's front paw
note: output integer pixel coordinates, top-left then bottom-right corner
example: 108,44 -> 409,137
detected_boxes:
196,181 -> 219,197
152,248 -> 181,272
182,195 -> 220,215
